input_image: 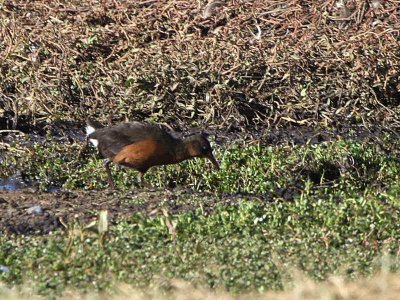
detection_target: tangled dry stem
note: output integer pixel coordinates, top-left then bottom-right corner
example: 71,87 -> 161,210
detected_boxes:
0,0 -> 399,132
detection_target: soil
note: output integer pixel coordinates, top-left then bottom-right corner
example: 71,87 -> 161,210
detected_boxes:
1,117 -> 398,147
1,120 -> 398,236
0,188 -> 267,235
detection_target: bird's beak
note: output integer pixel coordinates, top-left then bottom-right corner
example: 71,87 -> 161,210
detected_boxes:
206,152 -> 220,170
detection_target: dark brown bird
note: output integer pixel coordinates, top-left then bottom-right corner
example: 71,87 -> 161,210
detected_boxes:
86,119 -> 219,188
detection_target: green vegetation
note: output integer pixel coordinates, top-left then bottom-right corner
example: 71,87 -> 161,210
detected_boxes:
1,1 -> 400,298
1,139 -> 400,296
3,137 -> 399,194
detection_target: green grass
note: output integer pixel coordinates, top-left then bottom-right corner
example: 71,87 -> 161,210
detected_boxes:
1,196 -> 400,296
3,137 -> 399,194
1,138 -> 400,296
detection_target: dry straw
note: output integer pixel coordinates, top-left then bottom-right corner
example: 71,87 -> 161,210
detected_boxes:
0,1 -> 399,131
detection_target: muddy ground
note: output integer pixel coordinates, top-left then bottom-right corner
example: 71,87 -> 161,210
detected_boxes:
1,121 -> 398,235
0,188 -> 269,235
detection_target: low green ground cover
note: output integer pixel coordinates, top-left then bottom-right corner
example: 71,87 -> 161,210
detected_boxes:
1,138 -> 399,296
3,136 -> 399,194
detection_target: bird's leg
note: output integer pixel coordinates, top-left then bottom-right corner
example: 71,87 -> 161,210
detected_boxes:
104,159 -> 115,189
137,172 -> 144,186
137,172 -> 150,188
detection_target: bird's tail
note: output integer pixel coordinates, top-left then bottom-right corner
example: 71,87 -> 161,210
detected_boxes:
85,118 -> 103,136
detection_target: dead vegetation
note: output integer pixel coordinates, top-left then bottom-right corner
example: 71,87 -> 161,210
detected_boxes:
3,271 -> 400,300
0,0 -> 399,132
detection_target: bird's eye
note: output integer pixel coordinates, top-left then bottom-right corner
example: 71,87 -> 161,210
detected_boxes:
202,146 -> 209,151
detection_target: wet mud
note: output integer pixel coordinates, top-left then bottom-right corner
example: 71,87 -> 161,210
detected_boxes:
1,116 -> 398,146
1,119 -> 398,235
0,188 -> 268,235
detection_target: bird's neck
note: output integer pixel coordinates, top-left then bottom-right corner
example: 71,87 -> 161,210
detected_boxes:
173,138 -> 194,163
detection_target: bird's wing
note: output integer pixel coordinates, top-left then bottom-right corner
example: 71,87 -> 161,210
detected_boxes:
89,122 -> 179,158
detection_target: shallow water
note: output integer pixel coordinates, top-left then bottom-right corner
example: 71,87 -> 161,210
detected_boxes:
0,172 -> 30,191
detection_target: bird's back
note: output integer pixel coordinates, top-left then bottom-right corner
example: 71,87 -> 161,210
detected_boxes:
88,121 -> 181,165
